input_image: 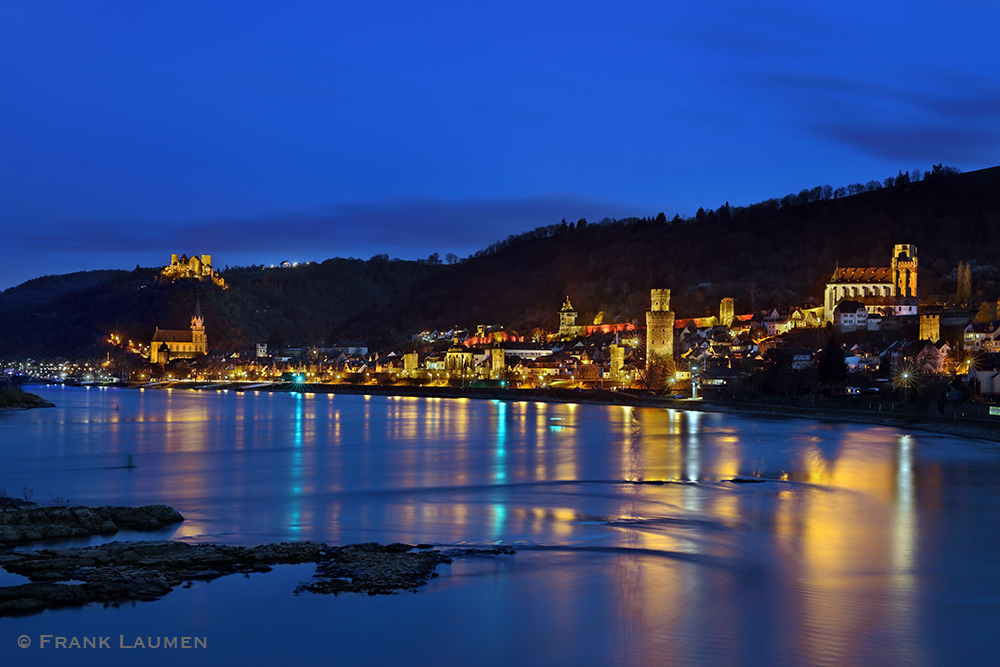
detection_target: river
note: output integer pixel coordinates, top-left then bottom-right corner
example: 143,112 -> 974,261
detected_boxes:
1,385 -> 998,666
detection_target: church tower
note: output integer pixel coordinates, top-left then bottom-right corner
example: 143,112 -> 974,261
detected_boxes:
891,244 -> 918,298
191,299 -> 207,353
646,289 -> 675,366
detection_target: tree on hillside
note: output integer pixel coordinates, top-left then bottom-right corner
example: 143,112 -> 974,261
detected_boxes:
817,340 -> 847,385
640,355 -> 675,395
974,300 -> 996,322
915,343 -> 944,374
957,261 -> 972,305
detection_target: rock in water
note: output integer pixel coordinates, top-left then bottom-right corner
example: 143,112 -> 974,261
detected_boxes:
0,505 -> 185,546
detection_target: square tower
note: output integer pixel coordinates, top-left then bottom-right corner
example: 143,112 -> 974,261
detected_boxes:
919,314 -> 940,342
650,289 -> 670,312
891,244 -> 918,298
720,297 -> 735,328
646,289 -> 674,366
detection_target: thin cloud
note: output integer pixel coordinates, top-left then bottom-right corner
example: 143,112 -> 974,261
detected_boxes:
2,195 -> 643,259
752,68 -> 1000,163
812,123 -> 999,163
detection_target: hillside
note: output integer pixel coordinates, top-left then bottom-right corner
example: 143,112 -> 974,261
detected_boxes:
333,165 -> 1000,345
1,165 -> 998,359
0,259 -> 439,359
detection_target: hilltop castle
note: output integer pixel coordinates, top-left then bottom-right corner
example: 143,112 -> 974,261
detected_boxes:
150,301 -> 208,364
824,244 -> 918,322
161,253 -> 226,288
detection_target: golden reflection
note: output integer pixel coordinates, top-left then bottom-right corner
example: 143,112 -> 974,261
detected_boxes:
619,407 -> 638,482
631,409 -> 682,481
170,520 -> 213,540
713,434 -> 741,479
607,533 -> 684,663
363,398 -> 370,442
550,507 -> 575,538
774,426 -> 918,665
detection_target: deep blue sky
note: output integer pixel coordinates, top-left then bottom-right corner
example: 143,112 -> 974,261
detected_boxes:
1,1 -> 998,289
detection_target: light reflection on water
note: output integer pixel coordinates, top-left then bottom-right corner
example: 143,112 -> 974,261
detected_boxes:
1,386 -> 998,666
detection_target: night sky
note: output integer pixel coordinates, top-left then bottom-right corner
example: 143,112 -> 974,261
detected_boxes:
1,2 -> 998,289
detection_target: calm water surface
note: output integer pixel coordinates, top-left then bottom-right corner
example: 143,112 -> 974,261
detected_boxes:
1,386 -> 998,666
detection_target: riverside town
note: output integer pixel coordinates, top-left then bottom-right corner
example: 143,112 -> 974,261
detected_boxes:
3,12 -> 999,659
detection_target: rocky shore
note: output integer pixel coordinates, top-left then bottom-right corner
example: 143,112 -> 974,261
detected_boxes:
0,504 -> 185,545
0,539 -> 514,616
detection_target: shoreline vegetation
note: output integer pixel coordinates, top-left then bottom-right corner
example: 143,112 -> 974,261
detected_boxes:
0,505 -> 513,617
109,381 -> 1000,443
0,387 -> 53,411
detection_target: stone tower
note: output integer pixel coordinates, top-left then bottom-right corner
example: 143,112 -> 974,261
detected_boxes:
919,314 -> 940,342
191,299 -> 206,349
891,244 -> 918,298
609,344 -> 625,384
558,296 -> 583,338
646,289 -> 675,366
403,352 -> 419,376
490,348 -> 505,379
720,297 -> 735,328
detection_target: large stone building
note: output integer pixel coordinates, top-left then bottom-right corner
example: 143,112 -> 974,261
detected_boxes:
823,244 -> 918,322
161,253 -> 226,288
646,288 -> 675,366
150,301 -> 208,364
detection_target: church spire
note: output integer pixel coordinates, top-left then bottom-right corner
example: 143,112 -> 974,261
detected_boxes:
191,297 -> 204,329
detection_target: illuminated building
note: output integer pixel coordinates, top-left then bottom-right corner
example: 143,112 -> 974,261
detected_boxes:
490,348 -> 505,379
558,296 -> 585,338
646,288 -> 675,366
160,253 -> 227,288
445,338 -> 474,375
609,344 -> 625,383
824,244 -> 917,322
720,297 -> 735,328
150,301 -> 208,364
919,314 -> 940,342
403,352 -> 419,376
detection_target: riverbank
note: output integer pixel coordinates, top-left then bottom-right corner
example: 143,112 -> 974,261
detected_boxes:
0,387 -> 54,410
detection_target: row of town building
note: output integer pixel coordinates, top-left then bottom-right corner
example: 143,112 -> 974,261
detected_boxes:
137,243 -> 1000,397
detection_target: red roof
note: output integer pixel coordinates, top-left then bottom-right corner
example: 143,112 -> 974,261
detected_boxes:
829,267 -> 892,283
152,329 -> 194,343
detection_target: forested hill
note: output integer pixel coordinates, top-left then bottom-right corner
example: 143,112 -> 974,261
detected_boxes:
333,165 -> 1000,345
1,165 -> 998,359
0,259 -> 439,359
